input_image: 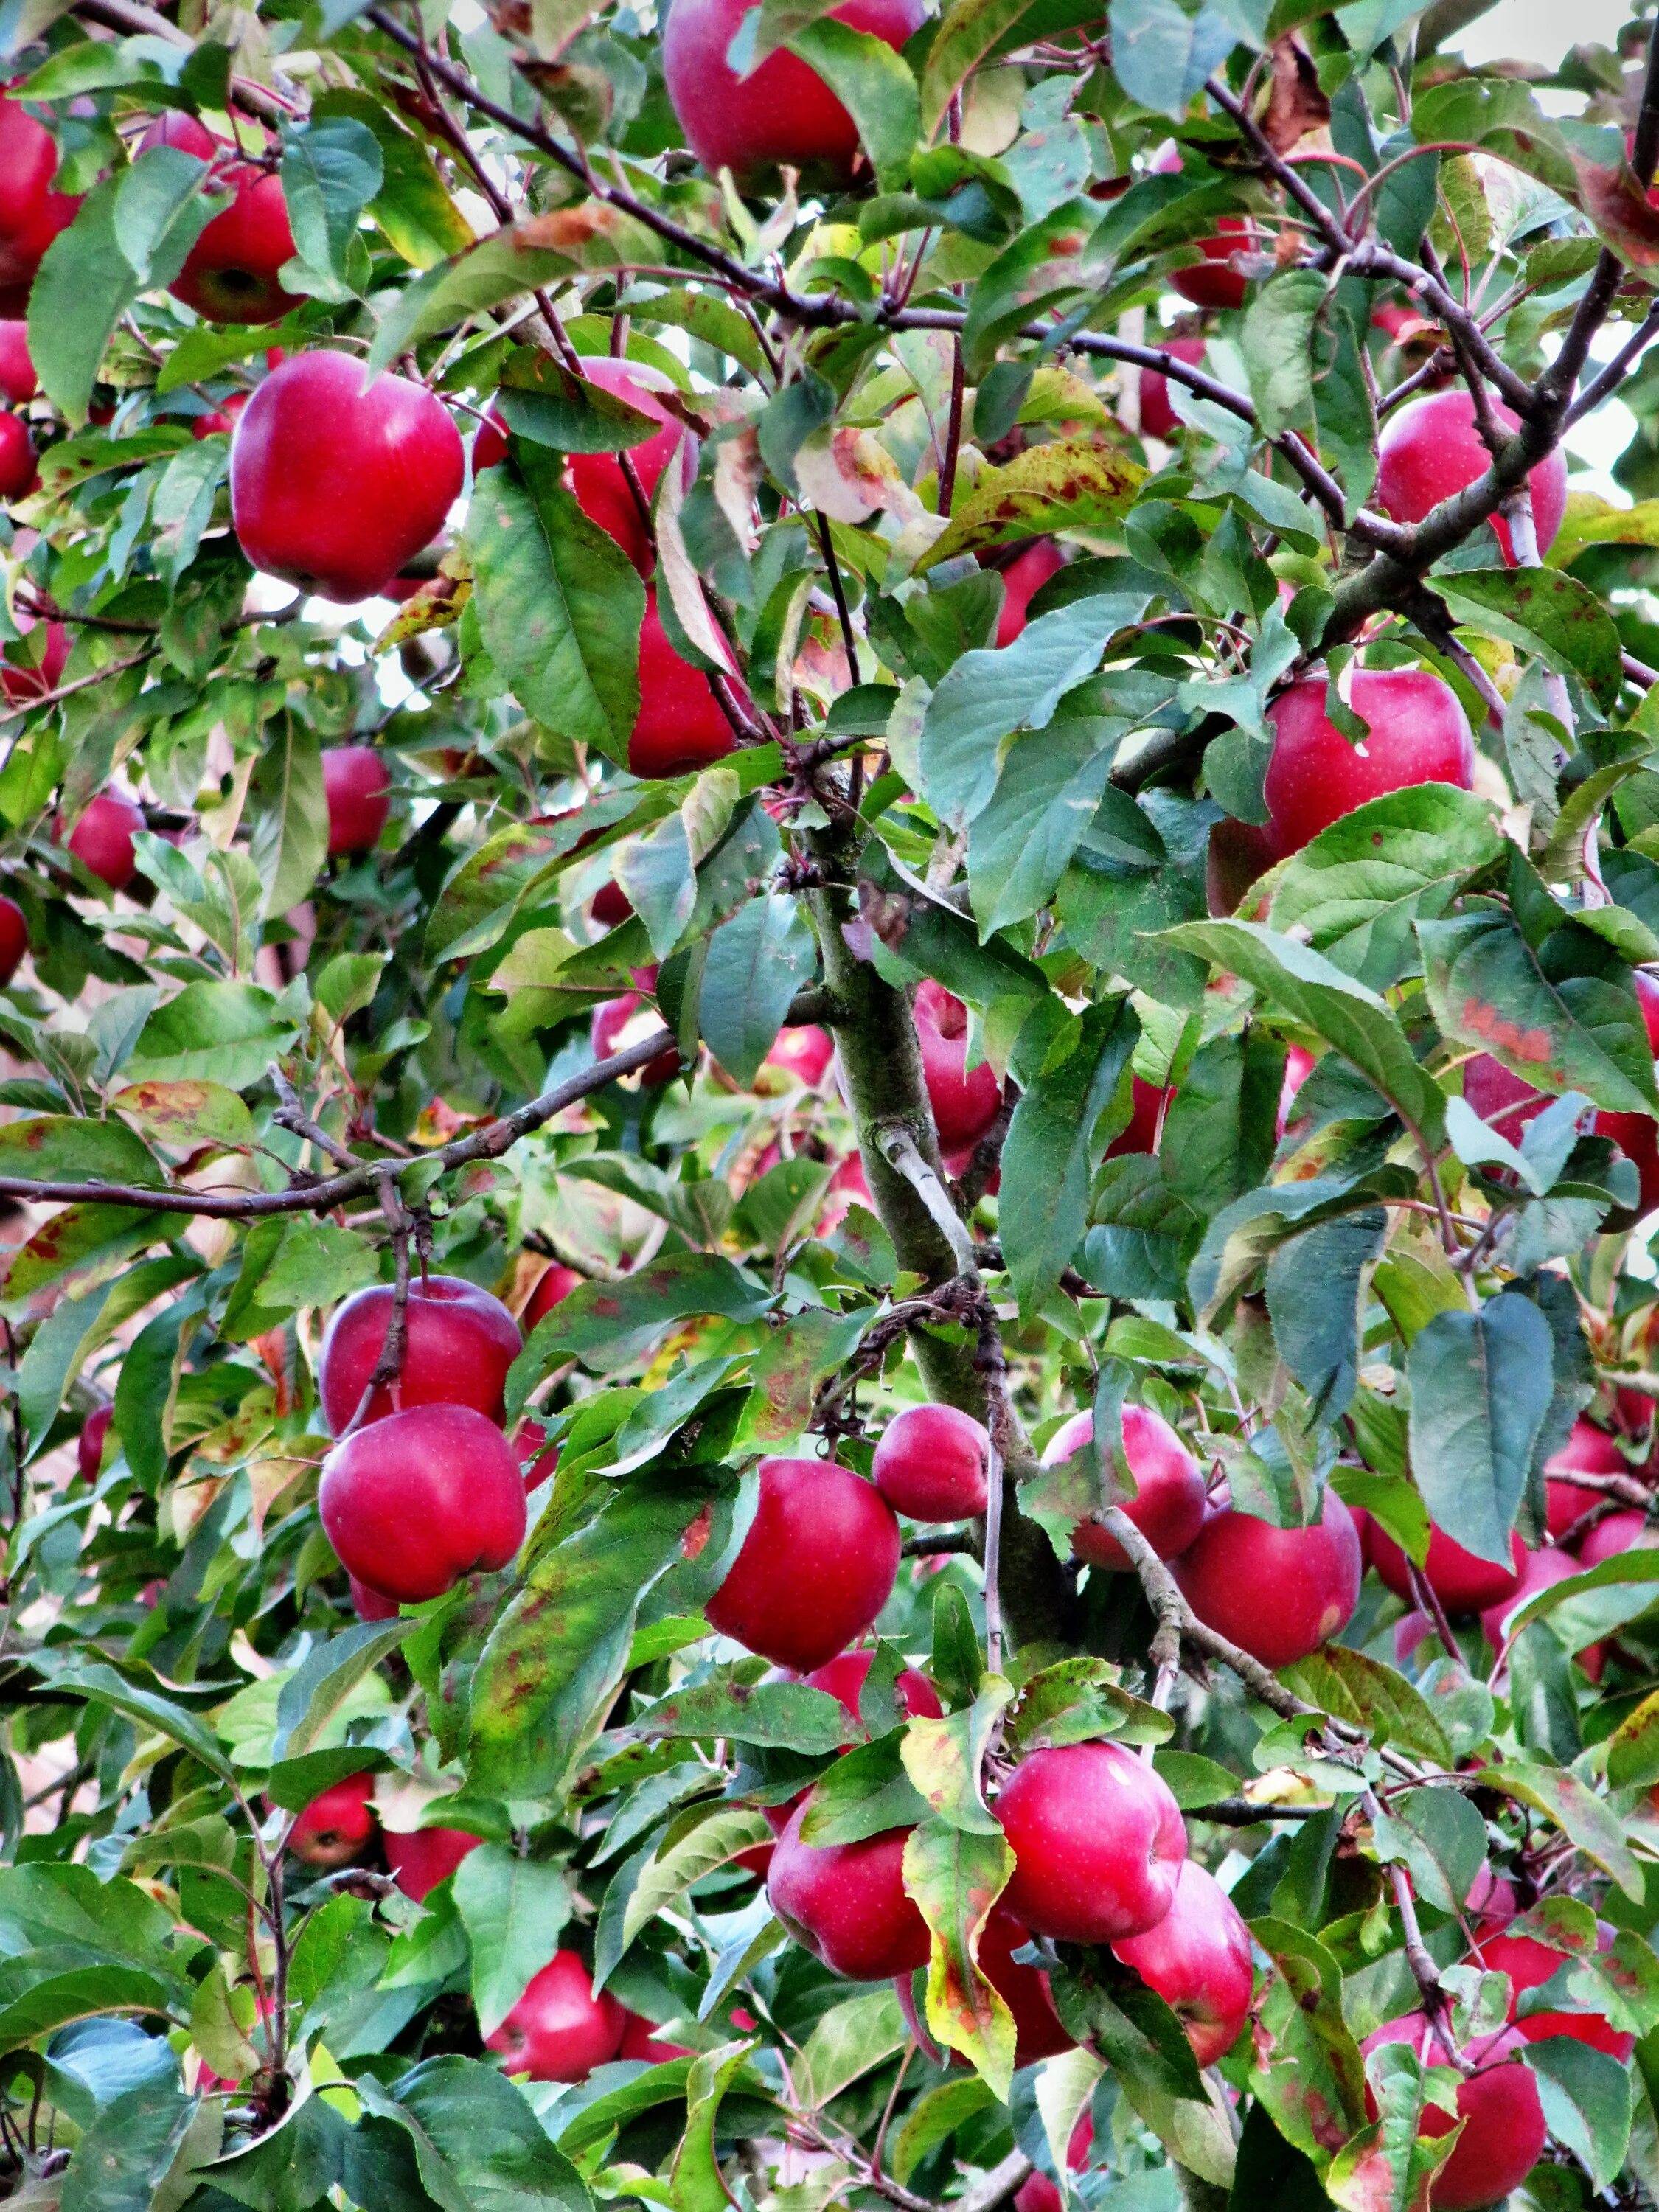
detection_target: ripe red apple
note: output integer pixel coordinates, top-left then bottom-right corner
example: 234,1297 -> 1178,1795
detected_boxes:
1041,1404 -> 1206,1571
1369,1521 -> 1525,1617
872,1402 -> 990,1522
1170,1489 -> 1362,1668
138,112 -> 300,324
349,1572 -> 398,1621
591,877 -> 633,928
0,892 -> 26,987
1578,1509 -> 1655,1568
591,990 -> 681,1086
287,1773 -> 375,1867
1105,1074 -> 1172,1158
319,1402 -> 528,1603
768,1803 -> 930,1978
1360,2014 -> 1545,2211
1014,2116 -> 1093,2212
1206,817 -> 1276,916
1377,389 -> 1568,563
1587,968 -> 1659,1214
996,1740 -> 1186,1945
383,1823 -> 481,1900
618,2012 -> 692,2063
77,1403 -> 111,1482
231,350 -> 464,602
0,409 -> 35,500
317,1274 -> 523,1434
629,589 -> 735,778
1139,337 -> 1206,441
1262,669 -> 1475,858
1112,1861 -> 1252,2066
0,319 -> 33,404
992,539 -> 1065,647
804,1647 -> 943,1725
523,1263 -> 582,1331
192,392 -> 247,439
1478,1543 -> 1577,1660
1467,1865 -> 1518,1932
663,0 -> 928,184
1150,143 -> 1256,310
914,981 -> 1001,1154
566,358 -> 684,577
321,746 -> 391,859
2,613 -> 66,703
484,1950 -> 626,2080
1545,1417 -> 1628,1539
1475,1924 -> 1635,2062
977,1907 -> 1074,2065
0,89 -> 81,302
1278,1045 -> 1316,1141
705,1455 -> 900,1672
66,790 -> 144,891
765,1025 -> 835,1087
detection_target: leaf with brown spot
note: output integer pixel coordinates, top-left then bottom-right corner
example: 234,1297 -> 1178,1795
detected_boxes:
1262,37 -> 1329,153
903,1819 -> 1017,2100
916,440 -> 1144,571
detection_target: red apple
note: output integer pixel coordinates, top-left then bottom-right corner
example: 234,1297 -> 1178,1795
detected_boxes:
663,0 -> 928,184
77,1402 -> 111,1482
1170,1489 -> 1362,1668
1112,1861 -> 1252,2066
317,1274 -> 523,1434
383,1823 -> 481,1900
1587,970 -> 1659,1214
349,1572 -> 398,1621
523,1263 -> 582,1331
1377,388 -> 1568,563
1262,669 -> 1475,858
629,588 -> 735,778
1277,1044 -> 1315,1141
1467,1865 -> 1518,1932
231,350 -> 464,602
1475,1924 -> 1635,2062
619,2012 -> 692,2062
485,1950 -> 626,2080
1360,2014 -> 1545,2211
1013,2116 -> 1093,2212
1577,1509 -> 1655,1569
0,892 -> 25,987
872,1402 -> 990,1522
287,1773 -> 375,1868
591,990 -> 681,1085
1206,817 -> 1276,916
0,319 -> 31,403
977,1905 -> 1074,2064
705,1455 -> 900,1672
0,409 -> 35,500
765,1025 -> 835,1087
1545,1418 -> 1628,1540
996,1740 -> 1186,1945
1369,1521 -> 1525,1618
591,878 -> 633,928
992,539 -> 1065,647
0,88 -> 80,302
66,790 -> 144,891
192,392 -> 247,439
321,746 -> 391,858
768,1802 -> 930,1979
1105,1074 -> 1172,1158
914,981 -> 1001,1154
139,112 -> 300,324
804,1648 -> 943,1725
1041,1404 -> 1206,1571
2,613 -> 66,703
566,357 -> 684,577
1150,143 -> 1256,310
319,1402 -> 528,1603
1478,1543 -> 1577,1660
1139,337 -> 1206,441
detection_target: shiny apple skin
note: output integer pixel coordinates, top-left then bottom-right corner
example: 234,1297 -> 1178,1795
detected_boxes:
2,615 -> 66,703
1150,143 -> 1254,310
288,1773 -> 375,1867
1105,1074 -> 1172,1158
0,90 -> 81,297
0,893 -> 26,987
914,980 -> 1001,1153
804,1648 -> 943,1725
1042,1404 -> 1206,1571
0,409 -> 34,499
0,319 -> 32,403
629,589 -> 735,778
1368,1520 -> 1526,1617
77,1402 -> 111,1481
1478,1543 -> 1578,1660
991,540 -> 1065,647
566,356 -> 684,575
383,1823 -> 481,1900
768,1802 -> 930,1980
872,1402 -> 991,1522
663,0 -> 928,185
619,2011 -> 692,2062
317,1273 -> 523,1434
523,1263 -> 582,1330
1578,1509 -> 1657,1570
978,1906 -> 1074,2065
67,790 -> 144,891
1377,389 -> 1568,563
997,1740 -> 1186,1946
318,1402 -> 528,1604
765,1025 -> 835,1087
139,112 -> 301,324
349,1573 -> 399,1621
1475,1925 -> 1636,2062
705,1455 -> 900,1672
1262,670 -> 1474,858
1360,2014 -> 1546,2212
231,350 -> 464,603
1170,1489 -> 1362,1668
1112,1861 -> 1253,2065
1545,1417 -> 1629,1539
484,1950 -> 627,2080
321,747 -> 391,858
1139,338 -> 1206,440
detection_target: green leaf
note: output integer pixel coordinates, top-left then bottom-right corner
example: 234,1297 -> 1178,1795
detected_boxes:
799,1988 -> 908,2107
783,18 -> 917,189
1051,1955 -> 1234,2186
1438,567 -> 1624,711
1265,1206 -> 1387,1424
920,0 -> 1043,133
467,448 -> 644,767
1001,997 -> 1138,1316
1483,1761 -> 1644,1899
276,116 -> 378,301
1371,1785 -> 1488,1914
901,1681 -> 1014,1834
272,1620 -> 411,1762
16,1254 -> 195,1454
249,720 -> 328,922
630,1678 -> 849,1752
967,713 -> 1127,936
1246,1932 -> 1368,2175
111,1079 -> 254,1151
1522,2037 -> 1632,2191
59,2080 -> 198,2212
1607,1687 -> 1659,1790
314,87 -> 473,268
919,438 -> 1145,562
700,893 -> 818,1086
1279,1646 -> 1452,1763
361,2056 -> 593,2212
1152,1748 -> 1245,1809
902,1818 -> 1017,2099
0,1111 -> 164,1189
1405,1294 -> 1554,1567
128,982 -> 299,1089
508,1252 -> 772,1398
616,1806 -> 772,1964
1107,0 -> 1234,119
28,1658 -> 234,1782
452,1846 -> 571,2038
891,2078 -> 997,2187
1242,270 -> 1326,437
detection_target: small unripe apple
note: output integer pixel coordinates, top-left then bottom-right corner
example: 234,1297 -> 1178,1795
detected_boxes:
0,893 -> 26,987
1545,1417 -> 1628,1539
705,1455 -> 900,1672
1105,1075 -> 1172,1158
1263,669 -> 1475,858
523,1263 -> 582,1331
1112,1860 -> 1253,2066
765,1025 -> 835,1087
991,540 -> 1065,647
139,112 -> 300,324
1170,1489 -> 1362,1668
383,1823 -> 481,1900
872,1402 -> 990,1522
2,614 -> 66,704
319,1402 -> 527,1603
663,0 -> 927,184
629,589 -> 735,779
77,1402 -> 111,1482
322,748 -> 391,858
804,1648 -> 942,1725
67,790 -> 144,891
231,350 -> 464,603
0,319 -> 32,404
619,2012 -> 692,2062
914,981 -> 1001,1154
0,409 -> 35,500
287,1773 -> 375,1867
1041,1405 -> 1206,1571
1360,2014 -> 1545,2212
996,1740 -> 1186,1945
1150,143 -> 1256,310
0,89 -> 81,301
485,1950 -> 627,2080
1377,388 -> 1568,563
1475,1923 -> 1635,2062
1138,337 -> 1206,441
317,1273 -> 523,1434
768,1802 -> 930,1979
1478,1543 -> 1577,1660
591,990 -> 681,1086
978,1906 -> 1074,2065
1368,1520 -> 1525,1617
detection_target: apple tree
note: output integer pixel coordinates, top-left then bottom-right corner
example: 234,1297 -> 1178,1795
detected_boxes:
0,0 -> 1657,2206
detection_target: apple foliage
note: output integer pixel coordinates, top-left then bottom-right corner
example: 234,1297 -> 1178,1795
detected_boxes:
3,0 -> 1659,2207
